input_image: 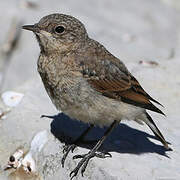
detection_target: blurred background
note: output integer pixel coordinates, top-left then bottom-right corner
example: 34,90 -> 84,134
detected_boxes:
0,0 -> 180,179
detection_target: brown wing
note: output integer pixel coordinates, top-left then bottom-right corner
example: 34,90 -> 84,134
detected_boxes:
79,58 -> 164,115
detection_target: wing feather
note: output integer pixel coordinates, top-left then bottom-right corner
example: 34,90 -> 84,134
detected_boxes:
77,56 -> 164,115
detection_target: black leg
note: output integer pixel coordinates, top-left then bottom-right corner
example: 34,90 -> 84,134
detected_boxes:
70,120 -> 119,179
61,124 -> 94,167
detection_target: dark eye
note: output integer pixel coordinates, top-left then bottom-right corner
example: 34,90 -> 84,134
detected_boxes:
54,26 -> 65,34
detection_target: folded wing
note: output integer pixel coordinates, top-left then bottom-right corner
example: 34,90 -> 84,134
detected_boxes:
78,57 -> 164,115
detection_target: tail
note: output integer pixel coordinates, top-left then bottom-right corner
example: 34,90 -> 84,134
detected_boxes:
145,112 -> 171,150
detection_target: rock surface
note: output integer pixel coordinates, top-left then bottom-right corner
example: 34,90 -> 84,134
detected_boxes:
0,0 -> 180,180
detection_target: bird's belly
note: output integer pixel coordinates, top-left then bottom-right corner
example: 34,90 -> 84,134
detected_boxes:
42,75 -> 144,127
61,88 -> 144,127
63,101 -> 144,127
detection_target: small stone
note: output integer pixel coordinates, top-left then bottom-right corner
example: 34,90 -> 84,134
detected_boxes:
139,60 -> 158,67
1,91 -> 24,107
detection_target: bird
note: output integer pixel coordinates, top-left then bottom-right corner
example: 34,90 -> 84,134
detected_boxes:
22,13 -> 171,179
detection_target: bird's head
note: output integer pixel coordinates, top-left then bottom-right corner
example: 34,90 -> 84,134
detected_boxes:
22,13 -> 88,54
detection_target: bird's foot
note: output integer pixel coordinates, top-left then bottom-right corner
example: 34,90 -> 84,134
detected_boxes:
61,144 -> 77,167
70,151 -> 112,179
61,139 -> 98,168
73,151 -> 112,159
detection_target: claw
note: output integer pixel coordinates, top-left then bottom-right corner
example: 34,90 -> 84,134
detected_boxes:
70,153 -> 93,178
73,154 -> 85,159
61,156 -> 65,168
81,158 -> 90,176
71,145 -> 77,153
106,152 -> 112,158
70,151 -> 112,177
95,152 -> 112,158
70,171 -> 73,177
62,145 -> 68,153
62,144 -> 77,167
70,168 -> 78,180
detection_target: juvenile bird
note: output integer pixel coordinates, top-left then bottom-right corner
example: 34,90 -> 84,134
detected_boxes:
22,13 -> 171,179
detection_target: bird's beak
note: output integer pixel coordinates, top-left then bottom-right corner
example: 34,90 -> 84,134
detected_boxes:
22,24 -> 39,33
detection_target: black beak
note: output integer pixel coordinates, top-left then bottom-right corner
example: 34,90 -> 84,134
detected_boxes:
22,24 -> 39,32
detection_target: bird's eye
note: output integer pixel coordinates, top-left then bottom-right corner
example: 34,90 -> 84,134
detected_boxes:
54,26 -> 65,34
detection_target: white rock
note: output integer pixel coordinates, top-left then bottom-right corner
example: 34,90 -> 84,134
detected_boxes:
22,153 -> 36,173
22,130 -> 49,173
30,130 -> 49,154
1,91 -> 24,107
5,149 -> 24,170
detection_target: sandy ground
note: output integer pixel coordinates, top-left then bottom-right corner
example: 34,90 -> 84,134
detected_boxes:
0,0 -> 180,179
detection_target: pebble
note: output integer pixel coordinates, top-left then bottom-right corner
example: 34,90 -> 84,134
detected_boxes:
1,91 -> 24,107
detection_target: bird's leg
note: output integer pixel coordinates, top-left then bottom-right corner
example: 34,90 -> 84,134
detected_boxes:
61,124 -> 94,167
70,120 -> 119,179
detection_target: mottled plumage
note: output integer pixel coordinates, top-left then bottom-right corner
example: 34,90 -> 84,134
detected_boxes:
22,13 -> 171,178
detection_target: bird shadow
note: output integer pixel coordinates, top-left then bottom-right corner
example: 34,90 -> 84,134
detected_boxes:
42,113 -> 171,157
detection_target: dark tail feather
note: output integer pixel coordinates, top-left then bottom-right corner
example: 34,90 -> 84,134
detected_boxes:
146,94 -> 164,107
121,96 -> 166,116
147,102 -> 166,116
145,112 -> 171,150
